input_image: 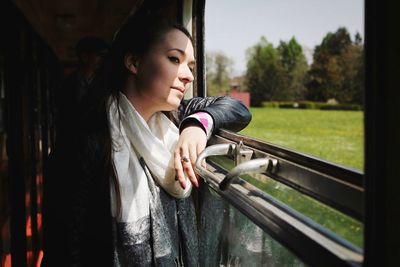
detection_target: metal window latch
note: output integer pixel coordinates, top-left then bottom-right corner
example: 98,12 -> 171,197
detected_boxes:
234,141 -> 253,165
219,157 -> 276,190
195,142 -> 279,191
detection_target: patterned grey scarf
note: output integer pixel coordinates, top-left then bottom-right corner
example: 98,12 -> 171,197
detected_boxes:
107,93 -> 198,266
113,158 -> 199,266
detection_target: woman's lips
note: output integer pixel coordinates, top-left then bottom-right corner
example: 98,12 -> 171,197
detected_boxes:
171,86 -> 185,93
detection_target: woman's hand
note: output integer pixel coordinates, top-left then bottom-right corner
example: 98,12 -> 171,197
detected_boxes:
174,125 -> 207,189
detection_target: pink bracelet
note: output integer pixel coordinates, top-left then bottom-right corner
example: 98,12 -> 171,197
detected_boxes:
184,112 -> 214,139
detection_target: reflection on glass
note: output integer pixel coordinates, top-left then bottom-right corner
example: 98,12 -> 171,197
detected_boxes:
209,156 -> 364,248
199,183 -> 306,267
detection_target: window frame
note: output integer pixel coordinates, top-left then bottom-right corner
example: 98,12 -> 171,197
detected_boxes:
193,0 -> 371,266
193,0 -> 400,266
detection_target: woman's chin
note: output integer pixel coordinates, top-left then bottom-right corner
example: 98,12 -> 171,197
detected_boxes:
165,98 -> 182,110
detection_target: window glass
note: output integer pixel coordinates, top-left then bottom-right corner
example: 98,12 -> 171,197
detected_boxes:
199,184 -> 306,267
210,156 -> 364,248
205,0 -> 364,171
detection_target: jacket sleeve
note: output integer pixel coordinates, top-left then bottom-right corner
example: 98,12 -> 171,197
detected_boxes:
178,96 -> 252,133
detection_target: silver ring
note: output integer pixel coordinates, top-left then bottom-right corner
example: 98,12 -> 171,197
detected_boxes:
181,156 -> 190,163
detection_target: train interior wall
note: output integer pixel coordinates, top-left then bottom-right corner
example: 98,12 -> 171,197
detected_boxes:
1,1 -> 62,266
0,1 -> 178,266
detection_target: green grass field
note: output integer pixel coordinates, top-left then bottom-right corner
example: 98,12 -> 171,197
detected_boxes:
223,107 -> 365,247
239,107 -> 364,171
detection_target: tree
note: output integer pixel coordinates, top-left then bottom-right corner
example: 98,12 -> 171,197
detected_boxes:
315,27 -> 352,57
205,51 -> 233,96
306,27 -> 363,104
245,37 -> 286,106
339,33 -> 364,104
306,50 -> 343,101
278,37 -> 309,100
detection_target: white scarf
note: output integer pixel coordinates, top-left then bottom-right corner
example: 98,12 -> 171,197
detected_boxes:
107,92 -> 192,222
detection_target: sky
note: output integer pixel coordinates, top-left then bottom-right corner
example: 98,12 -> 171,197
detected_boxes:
205,0 -> 364,76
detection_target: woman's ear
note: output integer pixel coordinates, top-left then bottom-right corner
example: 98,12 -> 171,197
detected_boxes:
124,53 -> 138,74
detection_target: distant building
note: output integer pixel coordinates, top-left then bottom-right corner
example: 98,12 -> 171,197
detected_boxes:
229,85 -> 250,108
210,76 -> 251,107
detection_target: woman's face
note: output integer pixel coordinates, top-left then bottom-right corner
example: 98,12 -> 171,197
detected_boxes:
134,28 -> 195,112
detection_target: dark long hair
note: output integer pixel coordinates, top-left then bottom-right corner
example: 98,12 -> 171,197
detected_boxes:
81,12 -> 193,217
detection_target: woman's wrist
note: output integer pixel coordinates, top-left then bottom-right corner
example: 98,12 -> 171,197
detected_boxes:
179,112 -> 214,139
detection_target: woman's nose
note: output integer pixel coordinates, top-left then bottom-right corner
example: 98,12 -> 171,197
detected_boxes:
179,65 -> 194,84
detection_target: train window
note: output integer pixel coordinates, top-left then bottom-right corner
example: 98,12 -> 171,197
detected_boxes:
209,154 -> 363,247
198,186 -> 306,266
205,0 -> 365,171
202,1 -> 365,263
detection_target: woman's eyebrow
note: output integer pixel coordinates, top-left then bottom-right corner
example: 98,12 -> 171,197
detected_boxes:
167,48 -> 185,54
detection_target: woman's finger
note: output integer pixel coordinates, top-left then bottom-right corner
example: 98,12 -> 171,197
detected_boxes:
182,159 -> 198,188
180,145 -> 198,187
174,150 -> 186,189
196,139 -> 207,169
188,143 -> 197,168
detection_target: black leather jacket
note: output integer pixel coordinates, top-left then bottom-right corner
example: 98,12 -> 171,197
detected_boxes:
41,95 -> 251,267
179,96 -> 251,132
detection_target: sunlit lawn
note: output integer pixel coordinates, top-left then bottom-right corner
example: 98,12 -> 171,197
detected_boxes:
239,107 -> 364,171
211,107 -> 365,247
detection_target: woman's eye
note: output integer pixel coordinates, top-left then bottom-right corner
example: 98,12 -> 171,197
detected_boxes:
168,56 -> 180,63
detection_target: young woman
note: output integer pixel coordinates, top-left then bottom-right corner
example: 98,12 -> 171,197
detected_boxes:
42,13 -> 251,267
